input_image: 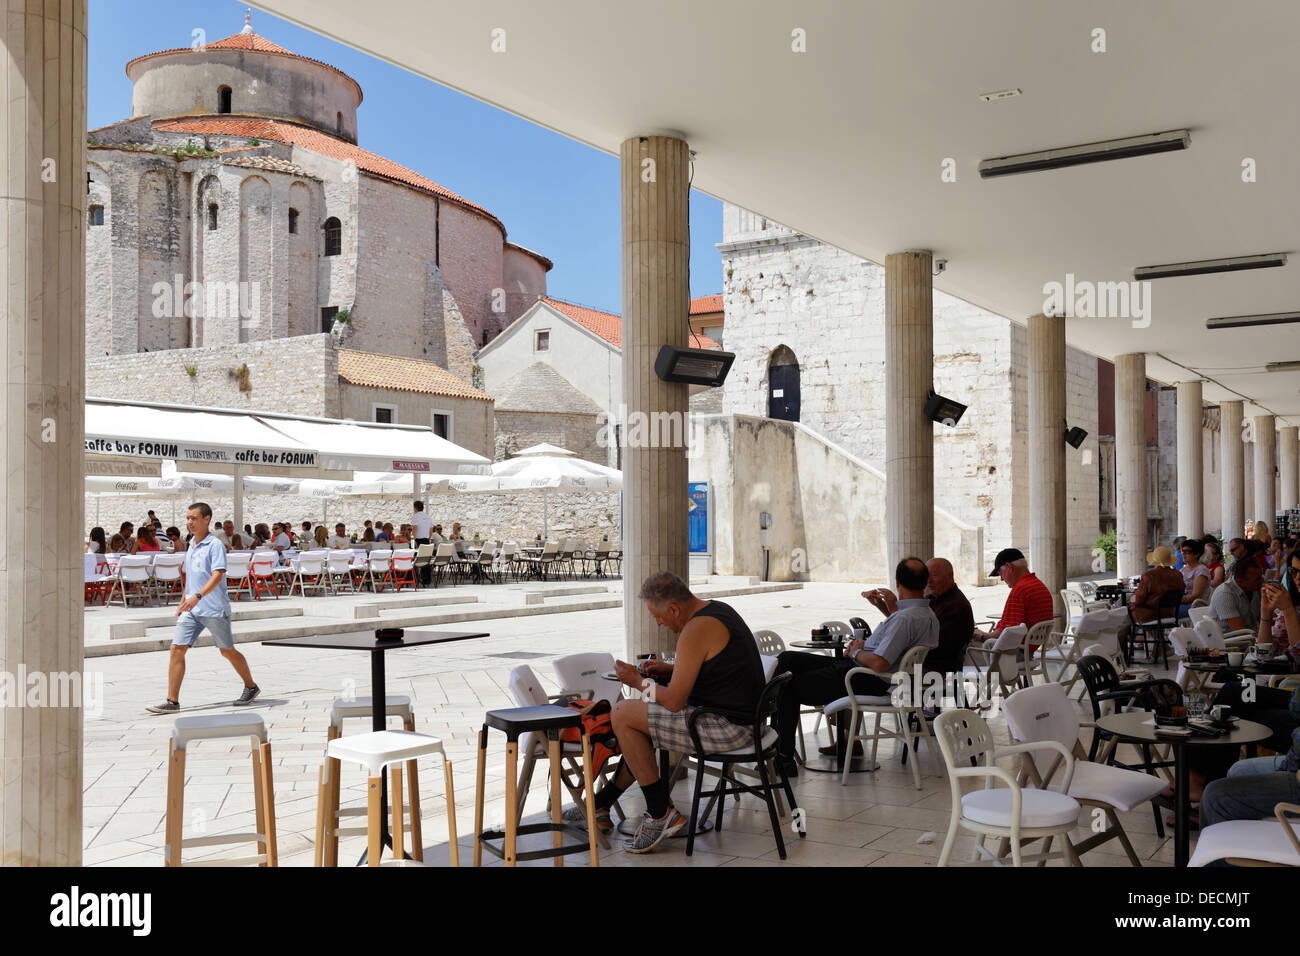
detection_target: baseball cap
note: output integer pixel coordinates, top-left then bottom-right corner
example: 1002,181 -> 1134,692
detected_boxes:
990,547 -> 1025,577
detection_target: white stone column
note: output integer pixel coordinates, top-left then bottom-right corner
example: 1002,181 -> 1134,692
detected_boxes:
0,0 -> 87,865
1279,426 -> 1299,511
885,250 -> 934,572
620,134 -> 689,658
1175,380 -> 1204,537
1028,313 -> 1066,620
1220,401 -> 1244,539
1253,415 -> 1276,529
1115,354 -> 1147,578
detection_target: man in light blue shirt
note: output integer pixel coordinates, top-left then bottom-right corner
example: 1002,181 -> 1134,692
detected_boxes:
147,501 -> 260,714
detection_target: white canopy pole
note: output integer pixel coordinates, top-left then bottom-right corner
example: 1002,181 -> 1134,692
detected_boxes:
233,464 -> 244,535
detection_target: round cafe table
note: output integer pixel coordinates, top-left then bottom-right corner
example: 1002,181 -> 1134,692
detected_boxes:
789,638 -> 878,775
1096,711 -> 1270,867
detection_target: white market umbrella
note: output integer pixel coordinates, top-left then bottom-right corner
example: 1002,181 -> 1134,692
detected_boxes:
435,451 -> 622,537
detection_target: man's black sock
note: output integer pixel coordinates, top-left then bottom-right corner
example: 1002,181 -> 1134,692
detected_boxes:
594,779 -> 628,811
643,778 -> 669,819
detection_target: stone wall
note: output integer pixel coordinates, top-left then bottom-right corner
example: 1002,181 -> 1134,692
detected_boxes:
689,414 -> 985,586
339,383 -> 494,460
85,334 -> 339,417
494,410 -> 603,464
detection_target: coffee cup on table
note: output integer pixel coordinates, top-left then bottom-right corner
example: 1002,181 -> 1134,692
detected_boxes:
1211,704 -> 1232,722
1226,652 -> 1245,667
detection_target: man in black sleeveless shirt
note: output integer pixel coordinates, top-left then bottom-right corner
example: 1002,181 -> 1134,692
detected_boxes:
589,572 -> 765,854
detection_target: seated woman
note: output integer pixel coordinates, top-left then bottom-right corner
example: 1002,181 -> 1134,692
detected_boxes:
313,525 -> 329,549
1129,546 -> 1184,623
135,526 -> 161,552
1204,540 -> 1226,590
1179,538 -> 1211,615
361,527 -> 376,543
85,526 -> 107,555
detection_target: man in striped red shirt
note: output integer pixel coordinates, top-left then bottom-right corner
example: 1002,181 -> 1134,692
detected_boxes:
975,547 -> 1056,644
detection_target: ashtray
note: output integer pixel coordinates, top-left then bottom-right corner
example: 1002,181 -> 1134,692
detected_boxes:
375,627 -> 405,642
1153,713 -> 1188,728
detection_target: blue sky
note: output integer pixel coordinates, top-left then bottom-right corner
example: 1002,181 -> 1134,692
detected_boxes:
88,1 -> 724,315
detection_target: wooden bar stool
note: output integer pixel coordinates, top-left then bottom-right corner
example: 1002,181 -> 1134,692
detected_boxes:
473,704 -> 600,867
165,714 -> 277,867
316,695 -> 417,867
315,729 -> 458,867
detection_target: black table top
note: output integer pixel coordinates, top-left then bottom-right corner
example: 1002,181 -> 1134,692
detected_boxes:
1183,658 -> 1296,674
262,629 -> 490,652
1097,711 -> 1271,748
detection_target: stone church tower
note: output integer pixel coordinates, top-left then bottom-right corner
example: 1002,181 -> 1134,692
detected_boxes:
86,13 -> 552,379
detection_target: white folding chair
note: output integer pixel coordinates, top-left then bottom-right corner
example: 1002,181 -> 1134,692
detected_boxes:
1003,682 -> 1167,866
390,548 -> 418,591
107,555 -> 154,607
248,550 -> 280,600
367,549 -> 394,593
151,553 -> 186,604
325,549 -> 356,593
291,550 -> 330,597
933,708 -> 1082,867
1190,803 -> 1300,867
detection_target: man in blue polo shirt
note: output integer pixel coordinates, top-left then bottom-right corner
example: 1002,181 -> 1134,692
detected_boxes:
147,501 -> 260,714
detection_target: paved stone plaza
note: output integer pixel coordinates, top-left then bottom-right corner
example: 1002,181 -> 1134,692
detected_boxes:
82,581 -> 1177,867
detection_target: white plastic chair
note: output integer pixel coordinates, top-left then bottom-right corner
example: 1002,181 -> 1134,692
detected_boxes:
1188,604 -> 1255,642
367,549 -> 394,593
933,708 -> 1082,867
325,549 -> 356,593
552,653 -> 621,706
823,643 -> 937,788
292,550 -> 330,597
963,624 -> 1027,701
1003,682 -> 1167,866
224,552 -> 253,601
1189,803 -> 1300,867
151,553 -> 186,604
390,548 -> 418,591
248,550 -> 280,600
107,554 -> 154,607
1193,614 -> 1256,651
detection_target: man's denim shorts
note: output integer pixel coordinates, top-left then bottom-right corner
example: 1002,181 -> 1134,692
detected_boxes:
173,612 -> 234,649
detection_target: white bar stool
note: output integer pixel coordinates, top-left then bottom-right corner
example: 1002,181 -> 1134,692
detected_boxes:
165,713 -> 277,867
315,729 -> 458,867
316,695 -> 416,866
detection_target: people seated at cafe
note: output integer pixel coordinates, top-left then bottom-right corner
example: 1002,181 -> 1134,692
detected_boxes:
108,533 -> 130,555
360,527 -> 376,543
1128,546 -> 1184,624
313,525 -> 330,548
1204,539 -> 1226,590
1199,680 -> 1300,833
135,526 -> 160,552
1252,520 -> 1271,547
229,532 -> 246,550
449,522 -> 464,542
271,522 -> 292,552
431,524 -> 446,542
375,522 -> 392,542
1179,538 -> 1212,613
165,527 -> 184,552
86,526 -> 107,554
1210,558 -> 1263,632
328,523 -> 350,548
865,556 -> 974,678
119,521 -> 135,549
1246,537 -> 1271,571
773,557 -> 940,776
973,547 -> 1055,643
209,520 -> 231,547
569,572 -> 764,853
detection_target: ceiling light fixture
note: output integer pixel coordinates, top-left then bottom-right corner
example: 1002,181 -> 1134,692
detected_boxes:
979,129 -> 1190,179
1134,252 -> 1287,281
1206,312 -> 1300,331
978,88 -> 1022,102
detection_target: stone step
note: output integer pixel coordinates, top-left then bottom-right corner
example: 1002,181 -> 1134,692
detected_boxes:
350,592 -> 480,619
91,602 -> 304,642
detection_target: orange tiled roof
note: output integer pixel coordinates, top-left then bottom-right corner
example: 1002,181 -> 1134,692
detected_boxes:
125,31 -> 362,103
338,349 -> 493,402
542,297 -> 720,350
690,294 -> 724,315
154,118 -> 502,229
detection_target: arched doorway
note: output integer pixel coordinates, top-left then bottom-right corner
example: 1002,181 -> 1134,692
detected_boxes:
768,345 -> 800,421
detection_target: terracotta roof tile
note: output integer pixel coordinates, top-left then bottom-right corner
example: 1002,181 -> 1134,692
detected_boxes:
154,118 -> 501,228
690,294 -> 724,315
221,155 -> 317,176
542,297 -> 720,350
337,349 -> 492,402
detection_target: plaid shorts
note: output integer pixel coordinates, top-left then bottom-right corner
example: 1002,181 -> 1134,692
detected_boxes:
646,702 -> 753,754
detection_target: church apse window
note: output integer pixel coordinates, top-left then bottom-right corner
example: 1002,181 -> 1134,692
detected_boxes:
217,86 -> 232,114
88,205 -> 104,226
323,217 -> 342,256
288,208 -> 299,234
207,204 -> 218,231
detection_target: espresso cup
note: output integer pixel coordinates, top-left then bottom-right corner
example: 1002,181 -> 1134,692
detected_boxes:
1226,652 -> 1245,667
1211,704 -> 1232,722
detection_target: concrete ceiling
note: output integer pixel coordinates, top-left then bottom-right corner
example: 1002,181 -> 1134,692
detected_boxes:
253,0 -> 1300,425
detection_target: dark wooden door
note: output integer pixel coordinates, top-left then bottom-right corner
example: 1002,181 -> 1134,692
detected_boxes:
768,363 -> 800,421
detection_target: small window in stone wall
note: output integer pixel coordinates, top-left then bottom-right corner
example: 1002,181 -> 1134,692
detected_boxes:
432,413 -> 451,440
288,208 -> 299,234
373,405 -> 395,424
207,204 -> 218,231
535,329 -> 550,351
218,86 -> 232,114
336,111 -> 344,136
323,217 -> 341,256
88,205 -> 104,226
321,306 -> 338,333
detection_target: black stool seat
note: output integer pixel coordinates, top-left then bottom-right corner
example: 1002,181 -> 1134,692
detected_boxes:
485,705 -> 581,740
